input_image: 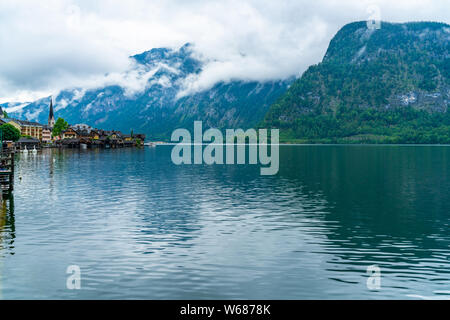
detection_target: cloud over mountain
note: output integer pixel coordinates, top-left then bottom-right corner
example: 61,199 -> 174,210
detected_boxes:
0,0 -> 449,102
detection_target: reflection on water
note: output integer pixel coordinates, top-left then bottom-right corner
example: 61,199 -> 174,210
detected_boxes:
278,146 -> 450,299
0,146 -> 449,299
0,196 -> 15,256
0,195 -> 15,299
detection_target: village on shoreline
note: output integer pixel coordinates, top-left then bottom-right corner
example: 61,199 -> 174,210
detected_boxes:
0,99 -> 148,151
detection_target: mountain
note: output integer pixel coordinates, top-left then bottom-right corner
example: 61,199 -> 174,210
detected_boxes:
0,102 -> 31,115
263,21 -> 450,143
3,43 -> 291,140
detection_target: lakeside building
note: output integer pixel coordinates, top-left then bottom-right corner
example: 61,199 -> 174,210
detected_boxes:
18,120 -> 43,140
2,118 -> 43,140
134,134 -> 146,141
61,128 -> 78,139
42,125 -> 52,143
71,124 -> 100,140
16,137 -> 41,150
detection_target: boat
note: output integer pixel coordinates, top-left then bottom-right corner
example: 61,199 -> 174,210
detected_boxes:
144,142 -> 156,147
21,146 -> 28,153
32,146 -> 38,154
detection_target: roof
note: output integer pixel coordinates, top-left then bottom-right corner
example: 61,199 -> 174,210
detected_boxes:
72,123 -> 91,129
72,126 -> 100,136
61,138 -> 80,144
2,118 -> 44,127
20,120 -> 43,127
75,129 -> 90,136
1,118 -> 19,125
17,137 -> 40,143
71,124 -> 96,133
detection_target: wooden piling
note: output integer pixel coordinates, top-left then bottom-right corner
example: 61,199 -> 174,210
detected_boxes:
0,151 -> 14,194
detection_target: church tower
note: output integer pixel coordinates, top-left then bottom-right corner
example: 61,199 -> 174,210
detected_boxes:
48,97 -> 55,128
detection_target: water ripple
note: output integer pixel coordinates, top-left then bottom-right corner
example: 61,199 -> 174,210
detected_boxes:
0,146 -> 449,299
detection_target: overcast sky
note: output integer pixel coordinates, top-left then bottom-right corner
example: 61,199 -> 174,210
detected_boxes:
0,0 -> 449,103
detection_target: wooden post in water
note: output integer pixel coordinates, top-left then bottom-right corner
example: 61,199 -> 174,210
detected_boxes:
9,152 -> 14,192
0,150 -> 14,195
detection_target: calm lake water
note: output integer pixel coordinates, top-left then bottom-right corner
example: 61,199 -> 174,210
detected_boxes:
0,145 -> 449,299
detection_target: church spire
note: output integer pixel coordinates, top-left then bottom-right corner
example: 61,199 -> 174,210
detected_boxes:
49,98 -> 54,119
48,96 -> 55,128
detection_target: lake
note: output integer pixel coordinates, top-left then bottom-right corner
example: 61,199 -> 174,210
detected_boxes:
0,145 -> 449,299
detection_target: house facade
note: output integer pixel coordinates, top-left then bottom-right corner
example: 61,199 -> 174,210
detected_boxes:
42,125 -> 52,143
61,128 -> 78,139
20,120 -> 43,140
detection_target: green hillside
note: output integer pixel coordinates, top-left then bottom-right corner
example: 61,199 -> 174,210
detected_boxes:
263,21 -> 450,143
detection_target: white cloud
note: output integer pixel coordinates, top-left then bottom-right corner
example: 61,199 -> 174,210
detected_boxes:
2,102 -> 30,113
24,105 -> 45,121
0,0 -> 449,102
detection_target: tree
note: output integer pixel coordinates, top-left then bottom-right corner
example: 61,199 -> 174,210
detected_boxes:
0,123 -> 21,141
135,138 -> 142,146
52,117 -> 69,137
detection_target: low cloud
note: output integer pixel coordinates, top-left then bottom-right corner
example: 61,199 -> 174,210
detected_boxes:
0,0 -> 449,102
